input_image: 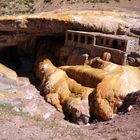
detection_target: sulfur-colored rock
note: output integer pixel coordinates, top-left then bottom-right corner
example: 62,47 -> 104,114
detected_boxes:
89,58 -> 140,120
88,57 -> 122,73
60,65 -> 108,88
68,78 -> 93,100
36,58 -> 93,124
60,59 -> 140,121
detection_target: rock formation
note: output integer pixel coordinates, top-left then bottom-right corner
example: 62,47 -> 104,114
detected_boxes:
0,10 -> 139,50
0,10 -> 140,124
36,58 -> 93,124
60,65 -> 108,88
0,63 -> 64,120
60,58 -> 140,121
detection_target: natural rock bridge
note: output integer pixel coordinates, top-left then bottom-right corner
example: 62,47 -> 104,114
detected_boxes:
0,10 -> 140,124
0,10 -> 140,46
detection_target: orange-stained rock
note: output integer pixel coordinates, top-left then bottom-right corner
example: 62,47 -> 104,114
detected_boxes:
89,58 -> 140,120
67,78 -> 93,100
60,65 -> 108,88
88,57 -> 122,73
35,56 -> 55,79
0,10 -> 139,36
60,59 -> 140,121
36,58 -> 94,124
41,66 -> 71,112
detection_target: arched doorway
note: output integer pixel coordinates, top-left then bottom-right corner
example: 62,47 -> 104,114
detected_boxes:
112,39 -> 118,50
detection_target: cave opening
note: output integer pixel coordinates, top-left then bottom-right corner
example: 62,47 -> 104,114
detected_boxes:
0,35 -> 65,87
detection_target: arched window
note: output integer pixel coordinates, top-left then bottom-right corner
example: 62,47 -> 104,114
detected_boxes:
120,41 -> 126,51
74,34 -> 78,42
112,39 -> 118,49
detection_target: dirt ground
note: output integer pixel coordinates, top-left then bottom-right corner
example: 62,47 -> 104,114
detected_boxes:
34,0 -> 140,13
0,92 -> 139,140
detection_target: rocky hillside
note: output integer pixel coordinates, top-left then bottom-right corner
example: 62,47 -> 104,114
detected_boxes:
0,0 -> 140,15
0,0 -> 35,15
0,1 -> 140,139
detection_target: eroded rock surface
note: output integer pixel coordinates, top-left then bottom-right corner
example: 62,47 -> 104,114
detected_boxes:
60,65 -> 108,88
60,58 -> 140,121
36,58 -> 94,124
0,10 -> 139,49
0,10 -> 140,125
0,63 -> 64,120
1,52 -> 140,124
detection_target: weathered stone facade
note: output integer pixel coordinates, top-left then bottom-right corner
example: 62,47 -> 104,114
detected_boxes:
60,30 -> 139,65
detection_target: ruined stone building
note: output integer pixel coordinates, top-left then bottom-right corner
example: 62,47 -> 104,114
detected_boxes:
60,30 -> 139,65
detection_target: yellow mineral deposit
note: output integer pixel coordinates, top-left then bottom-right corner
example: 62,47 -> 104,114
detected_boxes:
0,8 -> 140,124
59,58 -> 140,120
36,58 -> 94,124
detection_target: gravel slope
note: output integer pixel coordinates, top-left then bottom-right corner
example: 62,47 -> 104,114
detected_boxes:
0,0 -> 140,15
0,92 -> 139,140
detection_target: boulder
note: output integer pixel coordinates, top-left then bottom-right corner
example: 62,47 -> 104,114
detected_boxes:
65,97 -> 90,125
0,64 -> 19,93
